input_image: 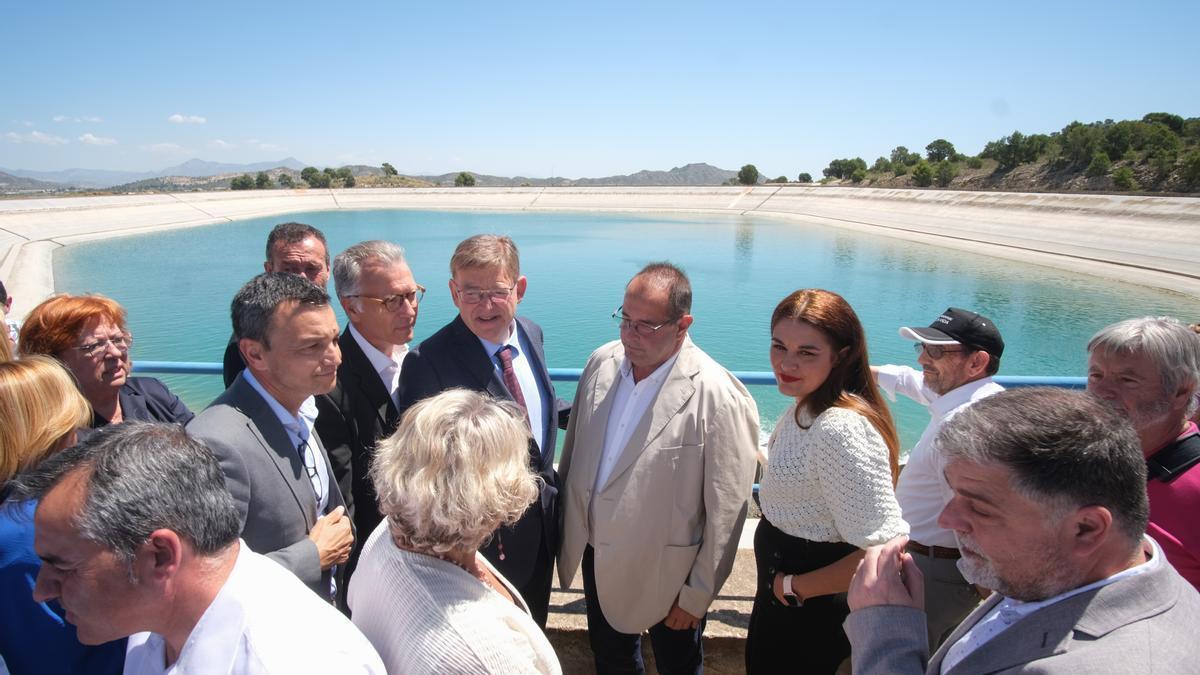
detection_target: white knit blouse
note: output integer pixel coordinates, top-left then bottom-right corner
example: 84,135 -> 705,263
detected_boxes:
349,523 -> 562,675
759,403 -> 908,547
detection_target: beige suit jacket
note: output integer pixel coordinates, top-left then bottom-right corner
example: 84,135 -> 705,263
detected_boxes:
557,337 -> 759,633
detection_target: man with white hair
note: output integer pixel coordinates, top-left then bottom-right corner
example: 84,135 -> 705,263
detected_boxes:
318,240 -> 424,594
1087,315 -> 1200,588
14,422 -> 385,674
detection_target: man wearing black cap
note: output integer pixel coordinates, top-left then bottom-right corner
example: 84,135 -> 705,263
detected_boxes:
870,307 -> 1006,649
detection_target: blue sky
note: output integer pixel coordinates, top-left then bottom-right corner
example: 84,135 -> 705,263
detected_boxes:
4,1 -> 1198,178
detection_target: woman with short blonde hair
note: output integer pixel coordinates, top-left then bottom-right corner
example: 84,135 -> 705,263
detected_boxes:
1,356 -> 126,674
349,388 -> 560,674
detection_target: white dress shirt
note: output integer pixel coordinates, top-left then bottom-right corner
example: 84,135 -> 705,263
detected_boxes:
478,321 -> 547,452
875,365 -> 1004,548
941,537 -> 1162,673
123,542 -> 385,675
347,322 -> 408,409
591,352 -> 680,502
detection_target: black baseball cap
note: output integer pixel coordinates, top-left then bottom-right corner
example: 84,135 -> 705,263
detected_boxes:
899,307 -> 1004,358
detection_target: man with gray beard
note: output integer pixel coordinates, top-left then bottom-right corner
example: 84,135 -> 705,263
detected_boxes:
844,388 -> 1200,674
1087,316 -> 1200,589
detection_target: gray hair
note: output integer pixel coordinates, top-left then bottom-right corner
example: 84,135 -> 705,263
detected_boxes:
9,422 -> 240,571
265,222 -> 329,266
371,389 -> 538,556
449,234 -> 520,280
1088,316 -> 1200,399
632,261 -> 692,318
332,240 -> 408,300
937,387 -> 1149,545
231,272 -> 330,347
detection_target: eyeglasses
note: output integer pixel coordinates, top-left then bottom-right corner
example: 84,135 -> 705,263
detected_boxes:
346,285 -> 425,311
74,333 -> 133,357
611,307 -> 678,337
915,342 -> 964,360
455,285 -> 515,304
297,440 -> 324,500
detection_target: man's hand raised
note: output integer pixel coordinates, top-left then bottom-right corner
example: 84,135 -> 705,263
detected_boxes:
308,505 -> 353,570
848,535 -> 924,612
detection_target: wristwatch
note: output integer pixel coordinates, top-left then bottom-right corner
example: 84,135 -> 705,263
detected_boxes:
781,574 -> 804,607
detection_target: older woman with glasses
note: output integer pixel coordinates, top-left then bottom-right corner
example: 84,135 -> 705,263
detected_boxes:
0,356 -> 126,674
18,293 -> 192,428
349,388 -> 561,674
746,289 -> 908,673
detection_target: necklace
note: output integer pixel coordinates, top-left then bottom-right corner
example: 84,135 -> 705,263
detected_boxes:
432,551 -> 488,582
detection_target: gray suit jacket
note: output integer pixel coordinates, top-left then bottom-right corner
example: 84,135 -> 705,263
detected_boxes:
187,372 -> 347,598
557,336 -> 759,633
845,548 -> 1200,674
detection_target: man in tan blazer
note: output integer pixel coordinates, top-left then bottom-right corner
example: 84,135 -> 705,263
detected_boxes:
558,262 -> 759,674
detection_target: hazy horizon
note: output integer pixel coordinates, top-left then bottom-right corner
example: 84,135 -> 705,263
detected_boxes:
5,1 -> 1198,178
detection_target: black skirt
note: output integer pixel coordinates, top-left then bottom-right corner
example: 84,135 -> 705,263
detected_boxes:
745,517 -> 857,674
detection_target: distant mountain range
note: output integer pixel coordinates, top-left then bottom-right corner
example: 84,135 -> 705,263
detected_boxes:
0,170 -> 65,192
414,163 -> 738,187
0,160 -> 741,193
0,158 -> 308,189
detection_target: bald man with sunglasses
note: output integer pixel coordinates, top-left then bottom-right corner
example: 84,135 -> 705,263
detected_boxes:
870,307 -> 1006,650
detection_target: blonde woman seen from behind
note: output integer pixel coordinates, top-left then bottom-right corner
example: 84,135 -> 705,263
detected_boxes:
0,356 -> 126,675
349,388 -> 561,674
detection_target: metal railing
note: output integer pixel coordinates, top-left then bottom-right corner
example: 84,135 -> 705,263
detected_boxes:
134,360 -> 1088,389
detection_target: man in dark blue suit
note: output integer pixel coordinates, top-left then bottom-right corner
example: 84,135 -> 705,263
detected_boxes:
398,234 -> 567,628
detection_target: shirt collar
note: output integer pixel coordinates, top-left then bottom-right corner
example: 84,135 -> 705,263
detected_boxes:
992,535 -> 1162,621
477,320 -> 521,360
348,322 -> 407,377
929,376 -> 1003,416
241,369 -> 314,438
618,349 -> 680,385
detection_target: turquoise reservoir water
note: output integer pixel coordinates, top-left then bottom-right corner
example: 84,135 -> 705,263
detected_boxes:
55,208 -> 1197,449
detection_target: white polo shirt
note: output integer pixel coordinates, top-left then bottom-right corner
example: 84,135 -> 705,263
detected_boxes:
123,542 -> 385,675
875,365 -> 1004,549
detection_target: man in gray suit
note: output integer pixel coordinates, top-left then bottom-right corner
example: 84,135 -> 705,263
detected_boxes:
188,273 -> 353,601
845,387 -> 1200,674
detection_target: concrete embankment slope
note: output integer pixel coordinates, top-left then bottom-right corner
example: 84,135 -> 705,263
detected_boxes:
2,186 -> 1198,317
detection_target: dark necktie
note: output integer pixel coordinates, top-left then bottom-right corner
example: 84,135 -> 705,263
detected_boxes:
496,345 -> 531,429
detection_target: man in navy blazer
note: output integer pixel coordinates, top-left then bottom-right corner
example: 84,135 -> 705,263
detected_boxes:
398,234 -> 567,628
845,388 -> 1200,674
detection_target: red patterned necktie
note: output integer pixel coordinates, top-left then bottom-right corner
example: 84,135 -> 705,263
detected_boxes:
495,345 -> 531,429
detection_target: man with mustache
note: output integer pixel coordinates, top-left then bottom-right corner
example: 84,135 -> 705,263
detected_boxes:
846,388 -> 1200,674
871,307 -> 1005,647
1087,316 -> 1200,589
